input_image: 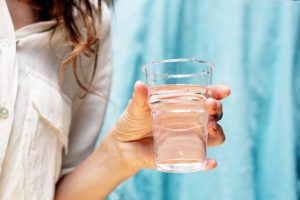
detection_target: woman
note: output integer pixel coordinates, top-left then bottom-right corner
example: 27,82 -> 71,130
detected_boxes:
1,0 -> 230,199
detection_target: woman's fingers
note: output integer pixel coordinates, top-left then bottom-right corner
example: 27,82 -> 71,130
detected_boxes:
207,119 -> 225,147
205,98 -> 222,118
210,85 -> 231,100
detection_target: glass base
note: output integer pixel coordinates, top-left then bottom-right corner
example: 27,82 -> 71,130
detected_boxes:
157,161 -> 207,173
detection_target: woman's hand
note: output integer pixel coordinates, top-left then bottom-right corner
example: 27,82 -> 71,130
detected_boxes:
106,81 -> 231,174
55,81 -> 231,200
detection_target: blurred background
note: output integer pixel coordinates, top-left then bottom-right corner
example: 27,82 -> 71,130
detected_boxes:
99,0 -> 300,199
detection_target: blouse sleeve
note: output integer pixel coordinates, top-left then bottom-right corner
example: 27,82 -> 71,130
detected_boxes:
60,1 -> 112,177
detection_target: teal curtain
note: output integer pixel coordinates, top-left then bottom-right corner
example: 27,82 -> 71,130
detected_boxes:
100,0 -> 300,199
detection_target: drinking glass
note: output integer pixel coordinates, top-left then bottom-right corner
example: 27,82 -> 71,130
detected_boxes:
142,59 -> 214,173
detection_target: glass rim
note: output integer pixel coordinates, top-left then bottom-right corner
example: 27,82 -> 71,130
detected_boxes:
142,58 -> 215,72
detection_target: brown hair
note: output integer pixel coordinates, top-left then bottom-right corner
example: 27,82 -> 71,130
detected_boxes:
25,0 -> 103,95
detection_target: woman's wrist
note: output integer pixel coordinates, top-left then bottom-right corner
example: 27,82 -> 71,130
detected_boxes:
99,131 -> 141,176
55,132 -> 139,200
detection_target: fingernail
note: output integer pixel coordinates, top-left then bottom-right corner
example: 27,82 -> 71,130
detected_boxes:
134,81 -> 139,88
204,159 -> 217,171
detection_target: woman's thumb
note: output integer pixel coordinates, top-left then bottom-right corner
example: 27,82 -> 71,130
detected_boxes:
114,81 -> 152,141
127,81 -> 150,116
132,81 -> 148,106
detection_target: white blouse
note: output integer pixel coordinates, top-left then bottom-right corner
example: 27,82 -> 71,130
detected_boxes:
0,1 -> 112,200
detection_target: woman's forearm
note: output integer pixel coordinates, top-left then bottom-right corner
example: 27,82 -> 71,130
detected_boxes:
54,134 -> 137,200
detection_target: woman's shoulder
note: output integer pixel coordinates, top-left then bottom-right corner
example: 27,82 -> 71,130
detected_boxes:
91,0 -> 111,37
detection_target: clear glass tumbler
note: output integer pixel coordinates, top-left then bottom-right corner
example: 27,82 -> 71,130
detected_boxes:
142,59 -> 214,173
